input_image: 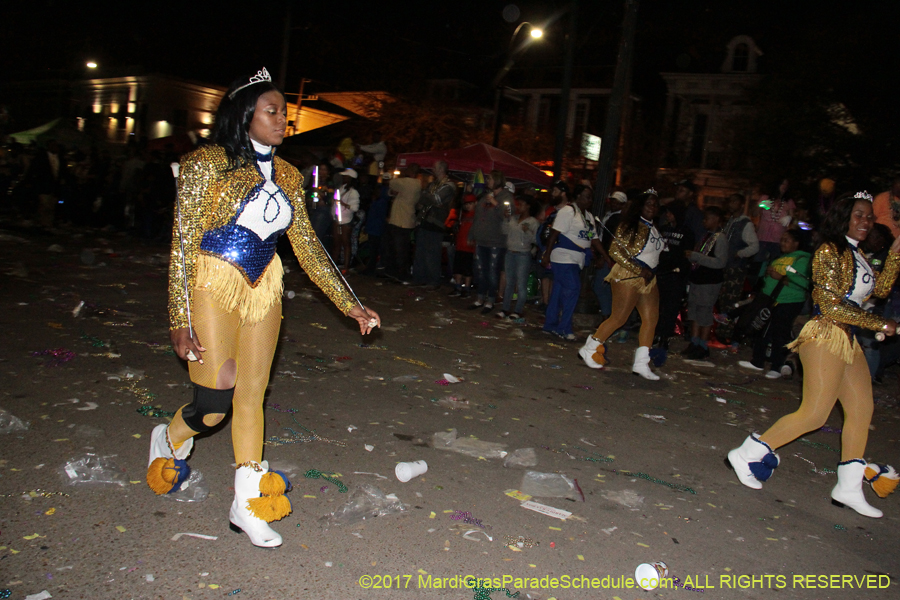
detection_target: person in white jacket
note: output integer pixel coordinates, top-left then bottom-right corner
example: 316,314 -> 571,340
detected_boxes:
333,168 -> 360,271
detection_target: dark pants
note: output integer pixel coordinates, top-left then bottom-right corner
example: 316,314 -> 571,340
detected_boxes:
474,245 -> 506,303
384,224 -> 413,281
591,261 -> 612,316
413,228 -> 444,285
362,234 -> 382,275
655,272 -> 688,340
752,301 -> 804,369
542,262 -> 581,335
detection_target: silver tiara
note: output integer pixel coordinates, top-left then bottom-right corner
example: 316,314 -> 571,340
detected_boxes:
644,187 -> 658,196
228,67 -> 272,99
854,190 -> 873,202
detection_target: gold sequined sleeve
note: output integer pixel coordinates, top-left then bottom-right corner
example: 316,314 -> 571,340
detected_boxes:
283,167 -> 357,315
608,223 -> 645,275
812,243 -> 886,331
873,251 -> 900,299
168,148 -> 217,331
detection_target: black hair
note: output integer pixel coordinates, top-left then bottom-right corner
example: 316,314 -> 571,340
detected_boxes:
621,191 -> 657,242
782,228 -> 803,245
767,177 -> 789,199
703,205 -> 725,221
863,222 -> 894,254
818,192 -> 871,254
211,72 -> 284,170
571,184 -> 591,201
520,196 -> 541,218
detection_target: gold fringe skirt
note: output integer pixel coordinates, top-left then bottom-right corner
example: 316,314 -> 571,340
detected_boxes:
787,319 -> 859,365
194,253 -> 284,325
605,263 -> 656,294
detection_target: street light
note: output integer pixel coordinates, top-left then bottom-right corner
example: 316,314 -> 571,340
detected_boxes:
491,21 -> 544,147
86,61 -> 98,69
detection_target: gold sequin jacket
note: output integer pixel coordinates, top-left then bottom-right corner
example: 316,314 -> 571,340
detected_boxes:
602,221 -> 658,292
168,145 -> 356,330
788,242 -> 900,362
608,222 -> 651,275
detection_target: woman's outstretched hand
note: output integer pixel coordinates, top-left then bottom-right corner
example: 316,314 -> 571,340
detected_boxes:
349,306 -> 381,335
170,327 -> 205,364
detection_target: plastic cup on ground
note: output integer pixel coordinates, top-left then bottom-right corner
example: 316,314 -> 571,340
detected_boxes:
635,561 -> 668,591
395,460 -> 428,482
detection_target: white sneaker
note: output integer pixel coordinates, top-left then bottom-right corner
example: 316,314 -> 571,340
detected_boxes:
780,364 -> 793,378
764,370 -> 781,379
738,361 -> 764,372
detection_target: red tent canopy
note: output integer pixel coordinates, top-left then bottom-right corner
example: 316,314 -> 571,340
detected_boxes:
395,143 -> 552,188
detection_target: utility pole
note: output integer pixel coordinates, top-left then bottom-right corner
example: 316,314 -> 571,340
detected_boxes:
575,0 -> 640,317
293,78 -> 310,135
277,1 -> 292,90
591,0 -> 639,216
552,0 -> 578,181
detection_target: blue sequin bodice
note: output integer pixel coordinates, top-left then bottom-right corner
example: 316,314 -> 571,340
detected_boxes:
200,156 -> 294,284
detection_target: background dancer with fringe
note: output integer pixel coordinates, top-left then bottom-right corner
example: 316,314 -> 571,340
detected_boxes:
148,68 -> 380,548
579,189 -> 665,380
727,192 -> 900,518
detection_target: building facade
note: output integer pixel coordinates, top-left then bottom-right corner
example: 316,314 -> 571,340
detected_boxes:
658,35 -> 763,204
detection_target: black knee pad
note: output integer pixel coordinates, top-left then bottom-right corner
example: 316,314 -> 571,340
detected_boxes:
182,385 -> 234,432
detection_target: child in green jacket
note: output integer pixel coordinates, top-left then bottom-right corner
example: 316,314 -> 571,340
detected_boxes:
738,229 -> 810,378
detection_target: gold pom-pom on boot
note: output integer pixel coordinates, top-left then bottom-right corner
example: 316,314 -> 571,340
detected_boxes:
578,336 -> 607,369
230,461 -> 292,548
146,424 -> 193,495
864,463 -> 899,498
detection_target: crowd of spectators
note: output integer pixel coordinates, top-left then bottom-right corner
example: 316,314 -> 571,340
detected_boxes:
5,135 -> 900,383
302,152 -> 900,384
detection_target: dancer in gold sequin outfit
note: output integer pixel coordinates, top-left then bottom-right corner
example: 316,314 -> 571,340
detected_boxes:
727,192 -> 900,518
579,191 -> 666,380
145,69 -> 380,547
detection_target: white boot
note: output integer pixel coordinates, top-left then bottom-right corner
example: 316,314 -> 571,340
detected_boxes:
831,459 -> 883,518
632,346 -> 660,380
726,434 -> 779,490
146,424 -> 194,494
148,424 -> 193,466
229,461 -> 287,548
578,336 -> 605,369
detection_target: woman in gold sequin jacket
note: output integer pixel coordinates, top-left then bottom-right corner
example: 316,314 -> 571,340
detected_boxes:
146,69 -> 380,548
728,192 -> 900,517
579,190 -> 666,380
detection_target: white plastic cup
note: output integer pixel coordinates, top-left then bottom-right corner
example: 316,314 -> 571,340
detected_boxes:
395,460 -> 428,482
635,561 -> 669,591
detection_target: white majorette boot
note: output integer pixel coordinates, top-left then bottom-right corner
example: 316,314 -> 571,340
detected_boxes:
229,460 -> 292,548
578,336 -> 606,369
632,346 -> 660,380
726,434 -> 779,490
146,424 -> 194,494
831,459 -> 882,518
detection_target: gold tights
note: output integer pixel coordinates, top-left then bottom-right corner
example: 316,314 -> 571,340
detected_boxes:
759,341 -> 872,461
592,281 -> 659,347
168,289 -> 282,464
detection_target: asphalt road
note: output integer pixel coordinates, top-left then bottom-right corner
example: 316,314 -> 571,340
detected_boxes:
1,226 -> 898,600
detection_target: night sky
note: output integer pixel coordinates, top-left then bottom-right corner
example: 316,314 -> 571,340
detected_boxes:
3,1 -> 898,121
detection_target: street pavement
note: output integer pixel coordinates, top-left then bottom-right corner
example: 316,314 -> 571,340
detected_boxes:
1,226 -> 899,600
